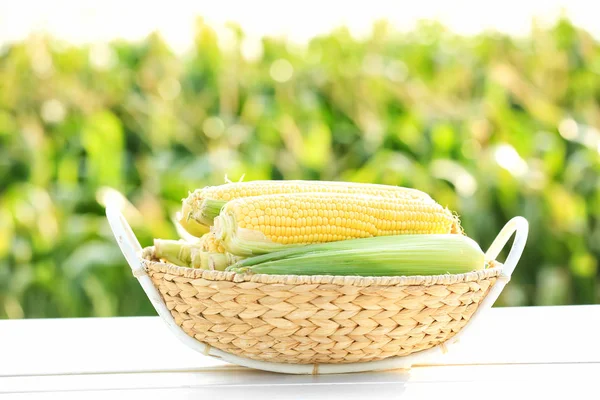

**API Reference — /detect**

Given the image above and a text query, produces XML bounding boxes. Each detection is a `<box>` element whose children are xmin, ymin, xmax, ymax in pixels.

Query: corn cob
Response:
<box><xmin>213</xmin><ymin>192</ymin><xmax>462</xmax><ymax>256</ymax></box>
<box><xmin>179</xmin><ymin>180</ymin><xmax>434</xmax><ymax>234</ymax></box>
<box><xmin>226</xmin><ymin>234</ymin><xmax>485</xmax><ymax>276</ymax></box>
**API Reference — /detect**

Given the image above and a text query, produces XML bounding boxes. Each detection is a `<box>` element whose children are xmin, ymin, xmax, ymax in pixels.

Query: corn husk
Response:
<box><xmin>226</xmin><ymin>234</ymin><xmax>486</xmax><ymax>276</ymax></box>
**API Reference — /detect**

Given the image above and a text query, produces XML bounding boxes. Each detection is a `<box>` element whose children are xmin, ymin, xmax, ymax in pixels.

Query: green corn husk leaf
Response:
<box><xmin>154</xmin><ymin>238</ymin><xmax>243</xmax><ymax>270</ymax></box>
<box><xmin>192</xmin><ymin>249</ymin><xmax>210</xmax><ymax>270</ymax></box>
<box><xmin>200</xmin><ymin>199</ymin><xmax>227</xmax><ymax>225</ymax></box>
<box><xmin>178</xmin><ymin>201</ymin><xmax>215</xmax><ymax>237</ymax></box>
<box><xmin>154</xmin><ymin>239</ymin><xmax>197</xmax><ymax>267</ymax></box>
<box><xmin>208</xmin><ymin>252</ymin><xmax>245</xmax><ymax>271</ymax></box>
<box><xmin>179</xmin><ymin>198</ymin><xmax>226</xmax><ymax>234</ymax></box>
<box><xmin>226</xmin><ymin>234</ymin><xmax>487</xmax><ymax>276</ymax></box>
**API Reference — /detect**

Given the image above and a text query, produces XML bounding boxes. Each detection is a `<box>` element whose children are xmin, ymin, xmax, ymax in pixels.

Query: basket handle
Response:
<box><xmin>484</xmin><ymin>216</ymin><xmax>529</xmax><ymax>278</ymax></box>
<box><xmin>105</xmin><ymin>205</ymin><xmax>145</xmax><ymax>277</ymax></box>
<box><xmin>383</xmin><ymin>216</ymin><xmax>531</xmax><ymax>372</ymax></box>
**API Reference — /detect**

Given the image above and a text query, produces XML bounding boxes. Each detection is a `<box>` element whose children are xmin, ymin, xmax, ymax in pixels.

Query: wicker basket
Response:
<box><xmin>107</xmin><ymin>206</ymin><xmax>528</xmax><ymax>374</ymax></box>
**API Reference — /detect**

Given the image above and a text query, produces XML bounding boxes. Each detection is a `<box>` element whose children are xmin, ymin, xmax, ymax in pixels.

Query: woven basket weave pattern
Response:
<box><xmin>142</xmin><ymin>248</ymin><xmax>500</xmax><ymax>364</ymax></box>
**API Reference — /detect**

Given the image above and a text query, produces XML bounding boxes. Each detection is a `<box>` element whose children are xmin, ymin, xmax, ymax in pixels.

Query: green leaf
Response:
<box><xmin>81</xmin><ymin>110</ymin><xmax>124</xmax><ymax>189</ymax></box>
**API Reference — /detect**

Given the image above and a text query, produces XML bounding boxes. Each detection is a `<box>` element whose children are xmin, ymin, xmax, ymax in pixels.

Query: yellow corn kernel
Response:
<box><xmin>200</xmin><ymin>233</ymin><xmax>226</xmax><ymax>253</ymax></box>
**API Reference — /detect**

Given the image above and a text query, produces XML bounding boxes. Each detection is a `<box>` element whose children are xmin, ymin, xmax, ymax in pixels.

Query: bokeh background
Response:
<box><xmin>2</xmin><ymin>3</ymin><xmax>599</xmax><ymax>319</ymax></box>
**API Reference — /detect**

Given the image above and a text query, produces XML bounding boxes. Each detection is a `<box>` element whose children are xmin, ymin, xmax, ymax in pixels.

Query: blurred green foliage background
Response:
<box><xmin>1</xmin><ymin>17</ymin><xmax>599</xmax><ymax>319</ymax></box>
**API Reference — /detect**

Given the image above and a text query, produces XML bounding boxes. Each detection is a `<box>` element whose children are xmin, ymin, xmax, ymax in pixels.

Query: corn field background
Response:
<box><xmin>1</xmin><ymin>17</ymin><xmax>599</xmax><ymax>319</ymax></box>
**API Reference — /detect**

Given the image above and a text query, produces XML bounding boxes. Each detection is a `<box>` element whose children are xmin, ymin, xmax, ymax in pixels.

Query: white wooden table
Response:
<box><xmin>2</xmin><ymin>305</ymin><xmax>599</xmax><ymax>399</ymax></box>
